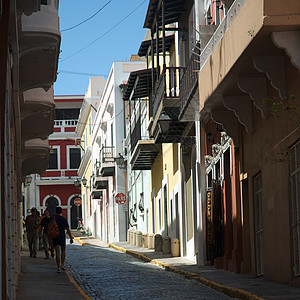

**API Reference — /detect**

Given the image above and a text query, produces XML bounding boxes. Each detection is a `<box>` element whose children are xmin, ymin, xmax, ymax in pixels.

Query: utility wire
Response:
<box><xmin>60</xmin><ymin>0</ymin><xmax>146</xmax><ymax>63</ymax></box>
<box><xmin>61</xmin><ymin>0</ymin><xmax>113</xmax><ymax>32</ymax></box>
<box><xmin>58</xmin><ymin>70</ymin><xmax>108</xmax><ymax>77</ymax></box>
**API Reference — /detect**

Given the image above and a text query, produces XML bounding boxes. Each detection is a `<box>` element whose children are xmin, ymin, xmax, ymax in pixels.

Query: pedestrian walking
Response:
<box><xmin>25</xmin><ymin>207</ymin><xmax>40</xmax><ymax>258</ymax></box>
<box><xmin>37</xmin><ymin>210</ymin><xmax>43</xmax><ymax>250</ymax></box>
<box><xmin>41</xmin><ymin>210</ymin><xmax>54</xmax><ymax>259</ymax></box>
<box><xmin>53</xmin><ymin>206</ymin><xmax>73</xmax><ymax>273</ymax></box>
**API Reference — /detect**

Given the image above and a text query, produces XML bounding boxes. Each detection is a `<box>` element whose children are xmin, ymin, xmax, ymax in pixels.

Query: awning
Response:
<box><xmin>138</xmin><ymin>35</ymin><xmax>175</xmax><ymax>57</ymax></box>
<box><xmin>144</xmin><ymin>0</ymin><xmax>186</xmax><ymax>29</ymax></box>
<box><xmin>123</xmin><ymin>68</ymin><xmax>156</xmax><ymax>101</ymax></box>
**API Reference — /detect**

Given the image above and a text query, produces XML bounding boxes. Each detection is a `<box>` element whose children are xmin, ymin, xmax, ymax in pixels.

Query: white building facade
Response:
<box><xmin>88</xmin><ymin>60</ymin><xmax>146</xmax><ymax>243</ymax></box>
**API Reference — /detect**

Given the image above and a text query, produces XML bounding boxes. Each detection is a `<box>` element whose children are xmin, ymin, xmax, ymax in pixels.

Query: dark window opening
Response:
<box><xmin>55</xmin><ymin>109</ymin><xmax>80</xmax><ymax>120</ymax></box>
<box><xmin>70</xmin><ymin>148</ymin><xmax>81</xmax><ymax>169</ymax></box>
<box><xmin>48</xmin><ymin>149</ymin><xmax>58</xmax><ymax>169</ymax></box>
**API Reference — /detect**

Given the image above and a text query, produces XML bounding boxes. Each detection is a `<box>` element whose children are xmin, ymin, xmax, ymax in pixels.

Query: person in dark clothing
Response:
<box><xmin>40</xmin><ymin>210</ymin><xmax>54</xmax><ymax>259</ymax></box>
<box><xmin>53</xmin><ymin>206</ymin><xmax>73</xmax><ymax>273</ymax></box>
<box><xmin>25</xmin><ymin>207</ymin><xmax>40</xmax><ymax>258</ymax></box>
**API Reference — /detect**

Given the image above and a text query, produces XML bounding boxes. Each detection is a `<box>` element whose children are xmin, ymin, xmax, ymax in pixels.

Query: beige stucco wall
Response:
<box><xmin>151</xmin><ymin>144</ymin><xmax>179</xmax><ymax>234</ymax></box>
<box><xmin>242</xmin><ymin>59</ymin><xmax>300</xmax><ymax>284</ymax></box>
<box><xmin>199</xmin><ymin>0</ymin><xmax>264</xmax><ymax>111</ymax></box>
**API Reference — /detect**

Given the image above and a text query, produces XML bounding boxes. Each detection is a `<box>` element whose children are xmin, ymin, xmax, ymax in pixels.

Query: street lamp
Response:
<box><xmin>25</xmin><ymin>175</ymin><xmax>32</xmax><ymax>186</ymax></box>
<box><xmin>157</xmin><ymin>111</ymin><xmax>171</xmax><ymax>135</ymax></box>
<box><xmin>114</xmin><ymin>153</ymin><xmax>127</xmax><ymax>170</ymax></box>
<box><xmin>81</xmin><ymin>177</ymin><xmax>88</xmax><ymax>187</ymax></box>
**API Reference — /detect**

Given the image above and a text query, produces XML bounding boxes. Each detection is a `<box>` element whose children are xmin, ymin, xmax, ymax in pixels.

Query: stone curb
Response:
<box><xmin>108</xmin><ymin>243</ymin><xmax>265</xmax><ymax>300</ymax></box>
<box><xmin>65</xmin><ymin>269</ymin><xmax>91</xmax><ymax>300</ymax></box>
<box><xmin>72</xmin><ymin>235</ymin><xmax>86</xmax><ymax>246</ymax></box>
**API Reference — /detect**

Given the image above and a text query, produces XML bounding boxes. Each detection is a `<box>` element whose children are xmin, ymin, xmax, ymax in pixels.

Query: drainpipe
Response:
<box><xmin>0</xmin><ymin>0</ymin><xmax>10</xmax><ymax>297</ymax></box>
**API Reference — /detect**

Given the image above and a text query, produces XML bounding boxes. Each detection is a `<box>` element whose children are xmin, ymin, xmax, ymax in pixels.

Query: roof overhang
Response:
<box><xmin>144</xmin><ymin>0</ymin><xmax>186</xmax><ymax>30</ymax></box>
<box><xmin>123</xmin><ymin>68</ymin><xmax>156</xmax><ymax>101</ymax></box>
<box><xmin>138</xmin><ymin>34</ymin><xmax>175</xmax><ymax>56</ymax></box>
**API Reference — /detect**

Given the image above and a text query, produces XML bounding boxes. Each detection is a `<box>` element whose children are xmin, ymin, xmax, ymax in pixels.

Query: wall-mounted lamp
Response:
<box><xmin>138</xmin><ymin>192</ymin><xmax>144</xmax><ymax>213</ymax></box>
<box><xmin>114</xmin><ymin>153</ymin><xmax>127</xmax><ymax>170</ymax></box>
<box><xmin>157</xmin><ymin>111</ymin><xmax>171</xmax><ymax>135</ymax></box>
<box><xmin>25</xmin><ymin>175</ymin><xmax>32</xmax><ymax>187</ymax></box>
<box><xmin>81</xmin><ymin>177</ymin><xmax>89</xmax><ymax>188</ymax></box>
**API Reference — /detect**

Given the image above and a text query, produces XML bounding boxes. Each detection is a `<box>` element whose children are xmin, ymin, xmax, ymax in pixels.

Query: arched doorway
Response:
<box><xmin>46</xmin><ymin>197</ymin><xmax>59</xmax><ymax>217</ymax></box>
<box><xmin>70</xmin><ymin>197</ymin><xmax>82</xmax><ymax>229</ymax></box>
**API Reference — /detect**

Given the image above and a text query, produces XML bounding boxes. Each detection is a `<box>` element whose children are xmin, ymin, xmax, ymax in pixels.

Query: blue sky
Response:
<box><xmin>54</xmin><ymin>0</ymin><xmax>149</xmax><ymax>96</ymax></box>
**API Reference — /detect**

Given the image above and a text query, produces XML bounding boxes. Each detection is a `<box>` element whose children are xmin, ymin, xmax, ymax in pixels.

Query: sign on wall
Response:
<box><xmin>206</xmin><ymin>189</ymin><xmax>214</xmax><ymax>244</ymax></box>
<box><xmin>115</xmin><ymin>193</ymin><xmax>126</xmax><ymax>205</ymax></box>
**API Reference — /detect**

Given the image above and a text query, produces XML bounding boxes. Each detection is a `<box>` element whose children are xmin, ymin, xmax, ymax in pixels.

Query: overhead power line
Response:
<box><xmin>61</xmin><ymin>0</ymin><xmax>113</xmax><ymax>32</ymax></box>
<box><xmin>60</xmin><ymin>0</ymin><xmax>146</xmax><ymax>63</ymax></box>
<box><xmin>58</xmin><ymin>70</ymin><xmax>108</xmax><ymax>77</ymax></box>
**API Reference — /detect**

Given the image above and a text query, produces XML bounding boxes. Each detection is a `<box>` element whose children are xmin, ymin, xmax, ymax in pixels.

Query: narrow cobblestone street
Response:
<box><xmin>65</xmin><ymin>244</ymin><xmax>234</xmax><ymax>300</ymax></box>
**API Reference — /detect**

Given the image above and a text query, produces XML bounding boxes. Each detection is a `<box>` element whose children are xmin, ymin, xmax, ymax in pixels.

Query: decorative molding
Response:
<box><xmin>237</xmin><ymin>77</ymin><xmax>268</xmax><ymax>119</ymax></box>
<box><xmin>205</xmin><ymin>155</ymin><xmax>213</xmax><ymax>168</ymax></box>
<box><xmin>211</xmin><ymin>110</ymin><xmax>239</xmax><ymax>147</ymax></box>
<box><xmin>212</xmin><ymin>143</ymin><xmax>222</xmax><ymax>158</ymax></box>
<box><xmin>272</xmin><ymin>31</ymin><xmax>300</xmax><ymax>71</ymax></box>
<box><xmin>223</xmin><ymin>95</ymin><xmax>253</xmax><ymax>134</ymax></box>
<box><xmin>220</xmin><ymin>131</ymin><xmax>230</xmax><ymax>146</ymax></box>
<box><xmin>253</xmin><ymin>56</ymin><xmax>286</xmax><ymax>99</ymax></box>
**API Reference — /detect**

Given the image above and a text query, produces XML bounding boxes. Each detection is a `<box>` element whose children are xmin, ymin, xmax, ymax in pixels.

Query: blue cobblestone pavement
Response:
<box><xmin>65</xmin><ymin>244</ymin><xmax>235</xmax><ymax>300</ymax></box>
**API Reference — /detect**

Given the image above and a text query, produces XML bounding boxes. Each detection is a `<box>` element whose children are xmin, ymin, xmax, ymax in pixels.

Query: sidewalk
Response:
<box><xmin>16</xmin><ymin>240</ymin><xmax>87</xmax><ymax>300</ymax></box>
<box><xmin>78</xmin><ymin>235</ymin><xmax>300</xmax><ymax>300</ymax></box>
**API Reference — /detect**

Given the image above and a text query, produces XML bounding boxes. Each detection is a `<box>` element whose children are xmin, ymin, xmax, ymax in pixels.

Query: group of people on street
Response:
<box><xmin>25</xmin><ymin>206</ymin><xmax>74</xmax><ymax>272</ymax></box>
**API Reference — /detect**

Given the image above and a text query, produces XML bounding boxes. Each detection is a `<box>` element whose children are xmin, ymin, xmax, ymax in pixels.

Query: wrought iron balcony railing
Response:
<box><xmin>99</xmin><ymin>146</ymin><xmax>115</xmax><ymax>165</ymax></box>
<box><xmin>151</xmin><ymin>66</ymin><xmax>185</xmax><ymax>118</ymax></box>
<box><xmin>179</xmin><ymin>51</ymin><xmax>200</xmax><ymax>115</ymax></box>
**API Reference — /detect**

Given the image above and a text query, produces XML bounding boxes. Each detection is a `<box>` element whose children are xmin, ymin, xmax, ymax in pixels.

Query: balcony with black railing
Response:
<box><xmin>179</xmin><ymin>50</ymin><xmax>200</xmax><ymax>121</ymax></box>
<box><xmin>149</xmin><ymin>66</ymin><xmax>187</xmax><ymax>143</ymax></box>
<box><xmin>98</xmin><ymin>146</ymin><xmax>115</xmax><ymax>177</ymax></box>
<box><xmin>151</xmin><ymin>66</ymin><xmax>185</xmax><ymax>119</ymax></box>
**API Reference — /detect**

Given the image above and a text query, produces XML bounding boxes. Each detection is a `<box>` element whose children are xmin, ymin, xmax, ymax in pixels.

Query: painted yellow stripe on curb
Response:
<box><xmin>108</xmin><ymin>244</ymin><xmax>265</xmax><ymax>300</ymax></box>
<box><xmin>66</xmin><ymin>269</ymin><xmax>91</xmax><ymax>300</ymax></box>
<box><xmin>72</xmin><ymin>235</ymin><xmax>86</xmax><ymax>246</ymax></box>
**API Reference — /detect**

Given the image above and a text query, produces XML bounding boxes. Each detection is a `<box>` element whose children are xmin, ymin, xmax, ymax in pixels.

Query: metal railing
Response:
<box><xmin>179</xmin><ymin>49</ymin><xmax>200</xmax><ymax>114</ymax></box>
<box><xmin>99</xmin><ymin>146</ymin><xmax>115</xmax><ymax>165</ymax></box>
<box><xmin>54</xmin><ymin>120</ymin><xmax>78</xmax><ymax>127</ymax></box>
<box><xmin>151</xmin><ymin>66</ymin><xmax>185</xmax><ymax>118</ymax></box>
<box><xmin>130</xmin><ymin>117</ymin><xmax>141</xmax><ymax>153</ymax></box>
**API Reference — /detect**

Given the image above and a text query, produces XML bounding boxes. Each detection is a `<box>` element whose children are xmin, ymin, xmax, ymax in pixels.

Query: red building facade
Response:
<box><xmin>35</xmin><ymin>95</ymin><xmax>83</xmax><ymax>229</ymax></box>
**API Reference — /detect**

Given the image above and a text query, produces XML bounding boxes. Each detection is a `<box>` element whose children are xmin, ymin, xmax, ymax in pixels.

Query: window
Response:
<box><xmin>48</xmin><ymin>148</ymin><xmax>58</xmax><ymax>169</ymax></box>
<box><xmin>55</xmin><ymin>108</ymin><xmax>80</xmax><ymax>120</ymax></box>
<box><xmin>291</xmin><ymin>141</ymin><xmax>300</xmax><ymax>276</ymax></box>
<box><xmin>69</xmin><ymin>148</ymin><xmax>81</xmax><ymax>169</ymax></box>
